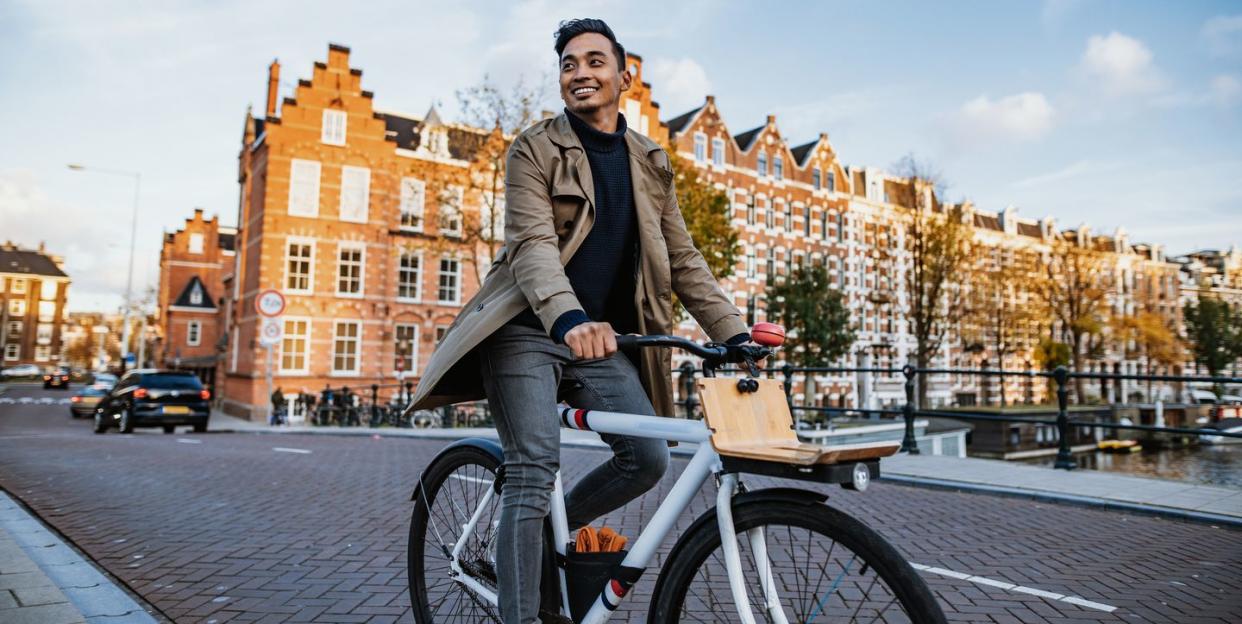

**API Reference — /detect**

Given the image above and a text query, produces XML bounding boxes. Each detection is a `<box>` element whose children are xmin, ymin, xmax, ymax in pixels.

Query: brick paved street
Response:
<box><xmin>1</xmin><ymin>384</ymin><xmax>1240</xmax><ymax>623</ymax></box>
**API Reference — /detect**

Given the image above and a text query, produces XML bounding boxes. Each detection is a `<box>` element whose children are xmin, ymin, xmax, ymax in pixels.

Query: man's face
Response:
<box><xmin>559</xmin><ymin>32</ymin><xmax>631</xmax><ymax>115</ymax></box>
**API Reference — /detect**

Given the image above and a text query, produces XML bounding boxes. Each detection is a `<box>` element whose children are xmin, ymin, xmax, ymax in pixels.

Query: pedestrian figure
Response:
<box><xmin>270</xmin><ymin>387</ymin><xmax>286</xmax><ymax>426</ymax></box>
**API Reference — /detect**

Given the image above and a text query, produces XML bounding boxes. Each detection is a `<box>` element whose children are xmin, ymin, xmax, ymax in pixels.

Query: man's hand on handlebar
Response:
<box><xmin>565</xmin><ymin>322</ymin><xmax>618</xmax><ymax>360</ymax></box>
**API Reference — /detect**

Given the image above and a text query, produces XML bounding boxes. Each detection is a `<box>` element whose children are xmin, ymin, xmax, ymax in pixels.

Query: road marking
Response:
<box><xmin>910</xmin><ymin>563</ymin><xmax>1117</xmax><ymax>613</ymax></box>
<box><xmin>272</xmin><ymin>447</ymin><xmax>311</xmax><ymax>454</ymax></box>
<box><xmin>177</xmin><ymin>439</ymin><xmax>202</xmax><ymax>445</ymax></box>
<box><xmin>449</xmin><ymin>474</ymin><xmax>493</xmax><ymax>486</ymax></box>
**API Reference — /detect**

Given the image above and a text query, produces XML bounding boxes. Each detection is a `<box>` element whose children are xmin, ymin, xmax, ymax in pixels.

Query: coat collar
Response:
<box><xmin>546</xmin><ymin>111</ymin><xmax>663</xmax><ymax>159</ymax></box>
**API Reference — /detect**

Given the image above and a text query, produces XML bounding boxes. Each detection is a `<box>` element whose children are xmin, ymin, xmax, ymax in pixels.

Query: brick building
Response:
<box><xmin>156</xmin><ymin>209</ymin><xmax>236</xmax><ymax>389</ymax></box>
<box><xmin>0</xmin><ymin>242</ymin><xmax>71</xmax><ymax>368</ymax></box>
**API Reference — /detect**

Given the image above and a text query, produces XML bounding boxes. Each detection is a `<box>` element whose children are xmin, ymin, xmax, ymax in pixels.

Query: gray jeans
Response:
<box><xmin>479</xmin><ymin>323</ymin><xmax>670</xmax><ymax>624</ymax></box>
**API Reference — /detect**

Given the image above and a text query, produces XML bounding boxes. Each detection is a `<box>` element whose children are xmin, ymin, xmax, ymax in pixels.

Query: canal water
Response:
<box><xmin>1020</xmin><ymin>444</ymin><xmax>1242</xmax><ymax>488</ymax></box>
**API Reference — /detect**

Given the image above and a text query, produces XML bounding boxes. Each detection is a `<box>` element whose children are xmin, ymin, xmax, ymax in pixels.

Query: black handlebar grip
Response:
<box><xmin>615</xmin><ymin>334</ymin><xmax>639</xmax><ymax>352</ymax></box>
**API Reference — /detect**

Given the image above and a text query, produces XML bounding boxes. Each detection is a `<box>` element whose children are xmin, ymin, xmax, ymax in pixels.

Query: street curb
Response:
<box><xmin>0</xmin><ymin>490</ymin><xmax>163</xmax><ymax>623</ymax></box>
<box><xmin>879</xmin><ymin>473</ymin><xmax>1242</xmax><ymax>529</ymax></box>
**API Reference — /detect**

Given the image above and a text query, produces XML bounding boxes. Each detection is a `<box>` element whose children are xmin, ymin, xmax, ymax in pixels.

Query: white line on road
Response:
<box><xmin>910</xmin><ymin>562</ymin><xmax>1117</xmax><ymax>613</ymax></box>
<box><xmin>177</xmin><ymin>438</ymin><xmax>202</xmax><ymax>444</ymax></box>
<box><xmin>272</xmin><ymin>447</ymin><xmax>312</xmax><ymax>454</ymax></box>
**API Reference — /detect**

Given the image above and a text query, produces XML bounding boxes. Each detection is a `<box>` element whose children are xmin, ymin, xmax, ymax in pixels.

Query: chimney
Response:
<box><xmin>266</xmin><ymin>59</ymin><xmax>281</xmax><ymax>118</ymax></box>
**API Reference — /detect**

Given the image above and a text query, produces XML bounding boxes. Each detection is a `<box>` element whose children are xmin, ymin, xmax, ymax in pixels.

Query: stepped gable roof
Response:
<box><xmin>664</xmin><ymin>105</ymin><xmax>703</xmax><ymax>135</ymax></box>
<box><xmin>171</xmin><ymin>276</ymin><xmax>215</xmax><ymax>309</ymax></box>
<box><xmin>733</xmin><ymin>125</ymin><xmax>764</xmax><ymax>152</ymax></box>
<box><xmin>0</xmin><ymin>246</ymin><xmax>67</xmax><ymax>278</ymax></box>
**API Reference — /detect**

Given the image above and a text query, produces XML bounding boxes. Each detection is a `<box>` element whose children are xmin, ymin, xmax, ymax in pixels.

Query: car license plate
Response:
<box><xmin>163</xmin><ymin>406</ymin><xmax>190</xmax><ymax>414</ymax></box>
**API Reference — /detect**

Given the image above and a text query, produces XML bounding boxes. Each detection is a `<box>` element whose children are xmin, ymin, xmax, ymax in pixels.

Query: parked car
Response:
<box><xmin>43</xmin><ymin>367</ymin><xmax>71</xmax><ymax>389</ymax></box>
<box><xmin>69</xmin><ymin>385</ymin><xmax>110</xmax><ymax>418</ymax></box>
<box><xmin>91</xmin><ymin>372</ymin><xmax>118</xmax><ymax>388</ymax></box>
<box><xmin>94</xmin><ymin>370</ymin><xmax>210</xmax><ymax>434</ymax></box>
<box><xmin>1</xmin><ymin>364</ymin><xmax>41</xmax><ymax>379</ymax></box>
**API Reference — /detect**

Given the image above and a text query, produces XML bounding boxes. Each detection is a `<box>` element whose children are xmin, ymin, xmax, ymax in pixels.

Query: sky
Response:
<box><xmin>1</xmin><ymin>0</ymin><xmax>1239</xmax><ymax>313</ymax></box>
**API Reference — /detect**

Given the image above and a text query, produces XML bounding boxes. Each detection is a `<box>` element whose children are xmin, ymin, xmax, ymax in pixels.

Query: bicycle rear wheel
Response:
<box><xmin>649</xmin><ymin>499</ymin><xmax>945</xmax><ymax>623</ymax></box>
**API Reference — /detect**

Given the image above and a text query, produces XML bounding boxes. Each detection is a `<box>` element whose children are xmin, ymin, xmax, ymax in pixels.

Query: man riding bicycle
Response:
<box><xmin>410</xmin><ymin>18</ymin><xmax>753</xmax><ymax>623</ymax></box>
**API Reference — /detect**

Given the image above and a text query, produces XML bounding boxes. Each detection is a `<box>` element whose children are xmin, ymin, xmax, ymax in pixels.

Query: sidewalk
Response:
<box><xmin>0</xmin><ymin>492</ymin><xmax>158</xmax><ymax>623</ymax></box>
<box><xmin>209</xmin><ymin>410</ymin><xmax>1242</xmax><ymax>526</ymax></box>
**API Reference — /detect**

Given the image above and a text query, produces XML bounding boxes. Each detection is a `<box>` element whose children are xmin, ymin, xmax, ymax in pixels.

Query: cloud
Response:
<box><xmin>1202</xmin><ymin>14</ymin><xmax>1242</xmax><ymax>57</ymax></box>
<box><xmin>1012</xmin><ymin>160</ymin><xmax>1125</xmax><ymax>188</ymax></box>
<box><xmin>1211</xmin><ymin>74</ymin><xmax>1242</xmax><ymax>106</ymax></box>
<box><xmin>950</xmin><ymin>92</ymin><xmax>1055</xmax><ymax>145</ymax></box>
<box><xmin>646</xmin><ymin>57</ymin><xmax>712</xmax><ymax>114</ymax></box>
<box><xmin>1078</xmin><ymin>32</ymin><xmax>1165</xmax><ymax>96</ymax></box>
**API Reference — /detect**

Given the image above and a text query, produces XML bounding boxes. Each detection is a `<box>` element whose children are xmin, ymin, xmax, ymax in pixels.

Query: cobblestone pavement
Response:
<box><xmin>1</xmin><ymin>384</ymin><xmax>1239</xmax><ymax>623</ymax></box>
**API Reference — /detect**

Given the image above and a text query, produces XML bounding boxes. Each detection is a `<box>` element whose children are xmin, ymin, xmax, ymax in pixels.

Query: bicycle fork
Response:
<box><xmin>717</xmin><ymin>473</ymin><xmax>791</xmax><ymax>624</ymax></box>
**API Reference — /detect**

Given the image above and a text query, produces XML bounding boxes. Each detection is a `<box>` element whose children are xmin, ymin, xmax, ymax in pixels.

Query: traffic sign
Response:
<box><xmin>258</xmin><ymin>316</ymin><xmax>284</xmax><ymax>346</ymax></box>
<box><xmin>255</xmin><ymin>289</ymin><xmax>286</xmax><ymax>317</ymax></box>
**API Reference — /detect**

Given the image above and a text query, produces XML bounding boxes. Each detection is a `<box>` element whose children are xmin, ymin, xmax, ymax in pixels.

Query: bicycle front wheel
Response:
<box><xmin>649</xmin><ymin>499</ymin><xmax>945</xmax><ymax>623</ymax></box>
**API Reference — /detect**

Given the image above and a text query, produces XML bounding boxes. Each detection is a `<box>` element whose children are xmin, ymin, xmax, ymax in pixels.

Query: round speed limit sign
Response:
<box><xmin>255</xmin><ymin>289</ymin><xmax>286</xmax><ymax>317</ymax></box>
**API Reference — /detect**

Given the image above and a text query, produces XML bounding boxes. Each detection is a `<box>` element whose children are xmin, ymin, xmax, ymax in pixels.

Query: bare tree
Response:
<box><xmin>895</xmin><ymin>155</ymin><xmax>976</xmax><ymax>407</ymax></box>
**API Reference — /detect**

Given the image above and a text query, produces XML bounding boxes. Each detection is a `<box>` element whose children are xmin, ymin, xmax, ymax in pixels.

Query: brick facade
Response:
<box><xmin>0</xmin><ymin>243</ymin><xmax>70</xmax><ymax>369</ymax></box>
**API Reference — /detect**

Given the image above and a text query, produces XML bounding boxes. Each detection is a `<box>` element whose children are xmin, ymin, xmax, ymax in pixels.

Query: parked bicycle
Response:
<box><xmin>407</xmin><ymin>325</ymin><xmax>945</xmax><ymax>623</ymax></box>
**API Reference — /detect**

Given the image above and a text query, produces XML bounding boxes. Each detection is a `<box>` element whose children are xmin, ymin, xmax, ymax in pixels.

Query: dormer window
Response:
<box><xmin>322</xmin><ymin>109</ymin><xmax>347</xmax><ymax>146</ymax></box>
<box><xmin>189</xmin><ymin>284</ymin><xmax>203</xmax><ymax>306</ymax></box>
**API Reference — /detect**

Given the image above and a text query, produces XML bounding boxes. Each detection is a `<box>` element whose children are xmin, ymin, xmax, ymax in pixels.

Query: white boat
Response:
<box><xmin>1199</xmin><ymin>418</ymin><xmax>1242</xmax><ymax>445</ymax></box>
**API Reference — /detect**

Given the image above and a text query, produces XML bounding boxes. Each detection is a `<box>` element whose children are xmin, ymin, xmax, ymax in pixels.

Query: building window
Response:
<box><xmin>831</xmin><ymin>257</ymin><xmax>844</xmax><ymax>288</ymax></box>
<box><xmin>6</xmin><ymin>321</ymin><xmax>20</xmax><ymax>336</ymax></box>
<box><xmin>438</xmin><ymin>257</ymin><xmax>460</xmax><ymax>304</ymax></box>
<box><xmin>288</xmin><ymin>159</ymin><xmax>321</xmax><ymax>217</ymax></box>
<box><xmin>37</xmin><ymin>301</ymin><xmax>54</xmax><ymax>323</ymax></box>
<box><xmin>774</xmin><ymin>155</ymin><xmax>783</xmax><ymax>180</ymax></box>
<box><xmin>804</xmin><ymin>208</ymin><xmax>812</xmax><ymax>237</ymax></box>
<box><xmin>745</xmin><ymin>196</ymin><xmax>756</xmax><ymax>226</ymax></box>
<box><xmin>321</xmin><ymin>109</ymin><xmax>347</xmax><ymax>146</ymax></box>
<box><xmin>480</xmin><ymin>193</ymin><xmax>505</xmax><ymax>242</ymax></box>
<box><xmin>9</xmin><ymin>278</ymin><xmax>27</xmax><ymax>294</ymax></box>
<box><xmin>9</xmin><ymin>299</ymin><xmax>26</xmax><ymax>317</ymax></box>
<box><xmin>332</xmin><ymin>321</ymin><xmax>360</xmax><ymax>374</ymax></box>
<box><xmin>3</xmin><ymin>344</ymin><xmax>18</xmax><ymax>361</ymax></box>
<box><xmin>399</xmin><ymin>177</ymin><xmax>426</xmax><ymax>231</ymax></box>
<box><xmin>765</xmin><ymin>248</ymin><xmax>775</xmax><ymax>280</ymax></box>
<box><xmin>285</xmin><ymin>241</ymin><xmax>313</xmax><ymax>293</ymax></box>
<box><xmin>812</xmin><ymin>168</ymin><xmax>821</xmax><ymax>190</ymax></box>
<box><xmin>395</xmin><ymin>323</ymin><xmax>418</xmax><ymax>373</ymax></box>
<box><xmin>339</xmin><ymin>165</ymin><xmax>370</xmax><ymax>223</ymax></box>
<box><xmin>40</xmin><ymin>280</ymin><xmax>56</xmax><ymax>301</ymax></box>
<box><xmin>822</xmin><ymin>212</ymin><xmax>831</xmax><ymax>241</ymax></box>
<box><xmin>439</xmin><ymin>186</ymin><xmax>463</xmax><ymax>236</ymax></box>
<box><xmin>36</xmin><ymin>324</ymin><xmax>52</xmax><ymax>345</ymax></box>
<box><xmin>188</xmin><ymin>233</ymin><xmax>204</xmax><ymax>254</ymax></box>
<box><xmin>827</xmin><ymin>170</ymin><xmax>836</xmax><ymax>192</ymax></box>
<box><xmin>693</xmin><ymin>133</ymin><xmax>706</xmax><ymax>162</ymax></box>
<box><xmin>837</xmin><ymin>213</ymin><xmax>845</xmax><ymax>242</ymax></box>
<box><xmin>783</xmin><ymin>201</ymin><xmax>793</xmax><ymax>232</ymax></box>
<box><xmin>280</xmin><ymin>318</ymin><xmax>310</xmax><ymax>373</ymax></box>
<box><xmin>398</xmin><ymin>252</ymin><xmax>422</xmax><ymax>301</ymax></box>
<box><xmin>757</xmin><ymin>152</ymin><xmax>767</xmax><ymax>177</ymax></box>
<box><xmin>435</xmin><ymin>325</ymin><xmax>449</xmax><ymax>345</ymax></box>
<box><xmin>746</xmin><ymin>295</ymin><xmax>757</xmax><ymax>326</ymax></box>
<box><xmin>336</xmin><ymin>244</ymin><xmax>364</xmax><ymax>297</ymax></box>
<box><xmin>34</xmin><ymin>345</ymin><xmax>50</xmax><ymax>362</ymax></box>
<box><xmin>187</xmin><ymin>321</ymin><xmax>201</xmax><ymax>346</ymax></box>
<box><xmin>746</xmin><ymin>248</ymin><xmax>756</xmax><ymax>278</ymax></box>
<box><xmin>763</xmin><ymin>198</ymin><xmax>774</xmax><ymax>229</ymax></box>
<box><xmin>711</xmin><ymin>138</ymin><xmax>724</xmax><ymax>166</ymax></box>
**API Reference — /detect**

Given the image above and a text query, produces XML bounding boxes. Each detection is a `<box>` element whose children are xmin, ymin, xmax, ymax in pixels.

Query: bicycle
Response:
<box><xmin>407</xmin><ymin>325</ymin><xmax>946</xmax><ymax>623</ymax></box>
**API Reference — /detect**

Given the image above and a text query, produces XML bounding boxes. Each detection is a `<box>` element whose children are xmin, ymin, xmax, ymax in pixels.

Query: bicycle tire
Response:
<box><xmin>648</xmin><ymin>499</ymin><xmax>945</xmax><ymax>623</ymax></box>
<box><xmin>407</xmin><ymin>445</ymin><xmax>562</xmax><ymax>623</ymax></box>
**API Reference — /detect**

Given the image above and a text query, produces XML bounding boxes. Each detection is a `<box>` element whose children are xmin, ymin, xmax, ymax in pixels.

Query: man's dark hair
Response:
<box><xmin>554</xmin><ymin>18</ymin><xmax>626</xmax><ymax>71</ymax></box>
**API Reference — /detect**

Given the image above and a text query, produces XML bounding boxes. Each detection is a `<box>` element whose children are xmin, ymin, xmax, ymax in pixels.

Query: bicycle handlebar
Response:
<box><xmin>614</xmin><ymin>333</ymin><xmax>774</xmax><ymax>376</ymax></box>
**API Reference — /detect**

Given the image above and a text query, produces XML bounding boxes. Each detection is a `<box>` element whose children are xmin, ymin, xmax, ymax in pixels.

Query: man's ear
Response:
<box><xmin>619</xmin><ymin>69</ymin><xmax>633</xmax><ymax>93</ymax></box>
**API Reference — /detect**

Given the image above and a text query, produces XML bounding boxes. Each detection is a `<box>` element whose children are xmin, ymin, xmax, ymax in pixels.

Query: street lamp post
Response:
<box><xmin>68</xmin><ymin>164</ymin><xmax>141</xmax><ymax>370</ymax></box>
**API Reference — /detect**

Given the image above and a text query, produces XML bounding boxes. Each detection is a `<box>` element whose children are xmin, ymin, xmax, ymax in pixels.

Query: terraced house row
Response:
<box><xmin>156</xmin><ymin>44</ymin><xmax>1241</xmax><ymax>420</ymax></box>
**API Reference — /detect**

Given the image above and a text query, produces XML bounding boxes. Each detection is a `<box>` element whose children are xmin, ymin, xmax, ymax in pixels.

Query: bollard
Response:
<box><xmin>899</xmin><ymin>364</ymin><xmax>920</xmax><ymax>454</ymax></box>
<box><xmin>370</xmin><ymin>384</ymin><xmax>379</xmax><ymax>427</ymax></box>
<box><xmin>1053</xmin><ymin>366</ymin><xmax>1076</xmax><ymax>470</ymax></box>
<box><xmin>678</xmin><ymin>361</ymin><xmax>698</xmax><ymax>419</ymax></box>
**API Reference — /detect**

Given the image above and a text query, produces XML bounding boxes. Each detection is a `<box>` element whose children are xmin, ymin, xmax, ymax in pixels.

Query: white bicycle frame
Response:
<box><xmin>443</xmin><ymin>407</ymin><xmax>790</xmax><ymax>624</ymax></box>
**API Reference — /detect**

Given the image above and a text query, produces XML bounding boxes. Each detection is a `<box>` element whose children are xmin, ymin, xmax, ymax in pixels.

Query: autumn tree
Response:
<box><xmin>895</xmin><ymin>154</ymin><xmax>976</xmax><ymax>407</ymax></box>
<box><xmin>964</xmin><ymin>248</ymin><xmax>1038</xmax><ymax>405</ymax></box>
<box><xmin>1033</xmin><ymin>235</ymin><xmax>1109</xmax><ymax>401</ymax></box>
<box><xmin>766</xmin><ymin>264</ymin><xmax>856</xmax><ymax>409</ymax></box>
<box><xmin>1183</xmin><ymin>297</ymin><xmax>1242</xmax><ymax>386</ymax></box>
<box><xmin>669</xmin><ymin>150</ymin><xmax>741</xmax><ymax>319</ymax></box>
<box><xmin>1110</xmin><ymin>310</ymin><xmax>1184</xmax><ymax>399</ymax></box>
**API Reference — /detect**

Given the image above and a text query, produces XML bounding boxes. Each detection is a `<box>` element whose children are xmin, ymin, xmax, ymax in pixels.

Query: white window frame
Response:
<box><xmin>6</xmin><ymin>321</ymin><xmax>20</xmax><ymax>336</ymax></box>
<box><xmin>37</xmin><ymin>301</ymin><xmax>54</xmax><ymax>323</ymax></box>
<box><xmin>33</xmin><ymin>345</ymin><xmax>50</xmax><ymax>362</ymax></box>
<box><xmin>284</xmin><ymin>238</ymin><xmax>315</xmax><ymax>295</ymax></box>
<box><xmin>187</xmin><ymin>320</ymin><xmax>202</xmax><ymax>346</ymax></box>
<box><xmin>439</xmin><ymin>186</ymin><xmax>464</xmax><ymax>237</ymax></box>
<box><xmin>711</xmin><ymin>138</ymin><xmax>725</xmax><ymax>166</ymax></box>
<box><xmin>8</xmin><ymin>299</ymin><xmax>26</xmax><ymax>317</ymax></box>
<box><xmin>288</xmin><ymin>158</ymin><xmax>322</xmax><ymax>217</ymax></box>
<box><xmin>9</xmin><ymin>278</ymin><xmax>27</xmax><ymax>294</ymax></box>
<box><xmin>188</xmin><ymin>233</ymin><xmax>204</xmax><ymax>254</ymax></box>
<box><xmin>335</xmin><ymin>243</ymin><xmax>365</xmax><ymax>298</ymax></box>
<box><xmin>827</xmin><ymin>169</ymin><xmax>836</xmax><ymax>192</ymax></box>
<box><xmin>693</xmin><ymin>133</ymin><xmax>707</xmax><ymax>162</ymax></box>
<box><xmin>774</xmin><ymin>155</ymin><xmax>783</xmax><ymax>180</ymax></box>
<box><xmin>331</xmin><ymin>320</ymin><xmax>362</xmax><ymax>376</ymax></box>
<box><xmin>397</xmin><ymin>250</ymin><xmax>423</xmax><ymax>302</ymax></box>
<box><xmin>812</xmin><ymin>168</ymin><xmax>821</xmax><ymax>190</ymax></box>
<box><xmin>278</xmin><ymin>317</ymin><xmax>311</xmax><ymax>375</ymax></box>
<box><xmin>399</xmin><ymin>177</ymin><xmax>426</xmax><ymax>232</ymax></box>
<box><xmin>757</xmin><ymin>152</ymin><xmax>768</xmax><ymax>177</ymax></box>
<box><xmin>4</xmin><ymin>344</ymin><xmax>18</xmax><ymax>361</ymax></box>
<box><xmin>322</xmin><ymin>109</ymin><xmax>347</xmax><ymax>146</ymax></box>
<box><xmin>339</xmin><ymin>165</ymin><xmax>370</xmax><ymax>223</ymax></box>
<box><xmin>437</xmin><ymin>256</ymin><xmax>461</xmax><ymax>305</ymax></box>
<box><xmin>36</xmin><ymin>323</ymin><xmax>52</xmax><ymax>345</ymax></box>
<box><xmin>394</xmin><ymin>323</ymin><xmax>419</xmax><ymax>374</ymax></box>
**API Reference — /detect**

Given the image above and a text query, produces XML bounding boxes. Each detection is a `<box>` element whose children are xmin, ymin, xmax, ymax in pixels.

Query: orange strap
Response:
<box><xmin>575</xmin><ymin>526</ymin><xmax>627</xmax><ymax>553</ymax></box>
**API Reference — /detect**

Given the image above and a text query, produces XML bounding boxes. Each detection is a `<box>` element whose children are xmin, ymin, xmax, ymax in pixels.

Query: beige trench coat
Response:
<box><xmin>409</xmin><ymin>113</ymin><xmax>748</xmax><ymax>417</ymax></box>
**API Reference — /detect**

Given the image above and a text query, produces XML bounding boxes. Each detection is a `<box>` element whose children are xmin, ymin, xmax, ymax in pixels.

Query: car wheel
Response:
<box><xmin>93</xmin><ymin>412</ymin><xmax>107</xmax><ymax>434</ymax></box>
<box><xmin>119</xmin><ymin>409</ymin><xmax>134</xmax><ymax>434</ymax></box>
<box><xmin>193</xmin><ymin>421</ymin><xmax>208</xmax><ymax>433</ymax></box>
<box><xmin>163</xmin><ymin>425</ymin><xmax>176</xmax><ymax>434</ymax></box>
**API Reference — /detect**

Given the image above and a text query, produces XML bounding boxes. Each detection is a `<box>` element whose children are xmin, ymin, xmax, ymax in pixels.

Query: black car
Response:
<box><xmin>43</xmin><ymin>367</ymin><xmax>71</xmax><ymax>389</ymax></box>
<box><xmin>94</xmin><ymin>370</ymin><xmax>210</xmax><ymax>434</ymax></box>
